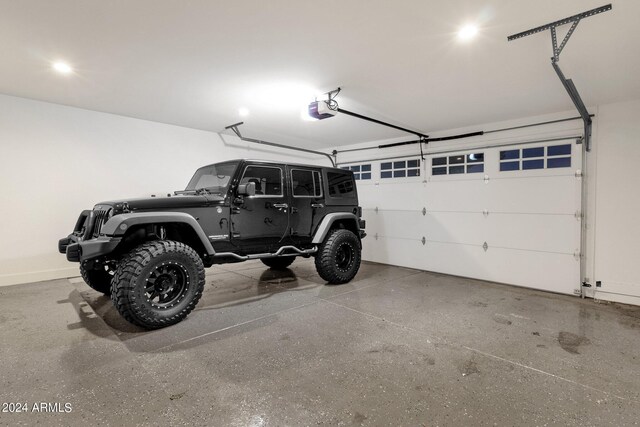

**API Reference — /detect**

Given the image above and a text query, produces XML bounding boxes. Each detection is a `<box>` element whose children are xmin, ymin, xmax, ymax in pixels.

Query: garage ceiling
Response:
<box><xmin>1</xmin><ymin>0</ymin><xmax>638</xmax><ymax>148</ymax></box>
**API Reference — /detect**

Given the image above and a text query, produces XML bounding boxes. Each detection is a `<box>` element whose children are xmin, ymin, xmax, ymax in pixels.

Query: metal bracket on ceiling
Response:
<box><xmin>507</xmin><ymin>4</ymin><xmax>612</xmax><ymax>153</ymax></box>
<box><xmin>319</xmin><ymin>87</ymin><xmax>429</xmax><ymax>140</ymax></box>
<box><xmin>224</xmin><ymin>122</ymin><xmax>336</xmax><ymax>167</ymax></box>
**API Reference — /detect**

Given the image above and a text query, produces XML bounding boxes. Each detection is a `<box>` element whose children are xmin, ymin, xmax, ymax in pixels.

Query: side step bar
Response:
<box><xmin>214</xmin><ymin>245</ymin><xmax>318</xmax><ymax>261</ymax></box>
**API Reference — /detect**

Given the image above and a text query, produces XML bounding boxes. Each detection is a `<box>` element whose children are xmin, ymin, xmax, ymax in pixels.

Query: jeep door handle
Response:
<box><xmin>272</xmin><ymin>203</ymin><xmax>288</xmax><ymax>210</ymax></box>
<box><xmin>311</xmin><ymin>203</ymin><xmax>324</xmax><ymax>208</ymax></box>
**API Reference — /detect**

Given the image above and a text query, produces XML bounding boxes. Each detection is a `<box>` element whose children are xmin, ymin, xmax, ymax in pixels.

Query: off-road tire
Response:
<box><xmin>80</xmin><ymin>261</ymin><xmax>113</xmax><ymax>295</ymax></box>
<box><xmin>261</xmin><ymin>257</ymin><xmax>295</xmax><ymax>270</ymax></box>
<box><xmin>315</xmin><ymin>229</ymin><xmax>361</xmax><ymax>284</ymax></box>
<box><xmin>110</xmin><ymin>240</ymin><xmax>205</xmax><ymax>329</ymax></box>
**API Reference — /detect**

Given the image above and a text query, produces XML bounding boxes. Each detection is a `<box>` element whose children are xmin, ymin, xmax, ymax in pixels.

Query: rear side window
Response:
<box><xmin>327</xmin><ymin>171</ymin><xmax>355</xmax><ymax>198</ymax></box>
<box><xmin>291</xmin><ymin>169</ymin><xmax>322</xmax><ymax>197</ymax></box>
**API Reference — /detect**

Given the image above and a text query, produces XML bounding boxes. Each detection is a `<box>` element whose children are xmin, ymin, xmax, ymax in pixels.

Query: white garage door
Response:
<box><xmin>346</xmin><ymin>138</ymin><xmax>583</xmax><ymax>295</ymax></box>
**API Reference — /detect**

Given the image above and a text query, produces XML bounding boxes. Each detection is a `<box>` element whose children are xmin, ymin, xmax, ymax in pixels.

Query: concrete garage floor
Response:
<box><xmin>1</xmin><ymin>260</ymin><xmax>639</xmax><ymax>426</ymax></box>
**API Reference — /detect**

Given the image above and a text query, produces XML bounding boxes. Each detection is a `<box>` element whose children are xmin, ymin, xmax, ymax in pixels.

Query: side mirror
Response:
<box><xmin>237</xmin><ymin>182</ymin><xmax>256</xmax><ymax>197</ymax></box>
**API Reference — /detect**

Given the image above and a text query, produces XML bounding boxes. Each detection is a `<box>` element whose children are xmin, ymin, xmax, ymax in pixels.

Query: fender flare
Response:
<box><xmin>101</xmin><ymin>212</ymin><xmax>215</xmax><ymax>255</ymax></box>
<box><xmin>311</xmin><ymin>213</ymin><xmax>360</xmax><ymax>244</ymax></box>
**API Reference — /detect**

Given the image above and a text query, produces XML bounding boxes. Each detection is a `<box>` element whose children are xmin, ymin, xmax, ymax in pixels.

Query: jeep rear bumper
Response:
<box><xmin>58</xmin><ymin>235</ymin><xmax>121</xmax><ymax>262</ymax></box>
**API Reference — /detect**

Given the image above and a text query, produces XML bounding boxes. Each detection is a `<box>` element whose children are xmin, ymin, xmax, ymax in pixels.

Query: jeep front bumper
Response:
<box><xmin>58</xmin><ymin>235</ymin><xmax>121</xmax><ymax>262</ymax></box>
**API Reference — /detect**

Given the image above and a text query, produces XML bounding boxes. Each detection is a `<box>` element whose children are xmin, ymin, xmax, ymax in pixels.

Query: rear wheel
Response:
<box><xmin>261</xmin><ymin>257</ymin><xmax>295</xmax><ymax>270</ymax></box>
<box><xmin>315</xmin><ymin>229</ymin><xmax>361</xmax><ymax>284</ymax></box>
<box><xmin>110</xmin><ymin>240</ymin><xmax>205</xmax><ymax>329</ymax></box>
<box><xmin>80</xmin><ymin>261</ymin><xmax>113</xmax><ymax>295</ymax></box>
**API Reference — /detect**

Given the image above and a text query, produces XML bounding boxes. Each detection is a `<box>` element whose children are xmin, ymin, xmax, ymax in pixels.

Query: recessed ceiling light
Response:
<box><xmin>457</xmin><ymin>24</ymin><xmax>479</xmax><ymax>41</ymax></box>
<box><xmin>249</xmin><ymin>82</ymin><xmax>319</xmax><ymax>111</ymax></box>
<box><xmin>52</xmin><ymin>61</ymin><xmax>73</xmax><ymax>74</ymax></box>
<box><xmin>238</xmin><ymin>107</ymin><xmax>250</xmax><ymax>117</ymax></box>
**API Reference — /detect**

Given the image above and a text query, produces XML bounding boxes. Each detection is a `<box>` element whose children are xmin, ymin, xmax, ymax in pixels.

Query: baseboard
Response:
<box><xmin>595</xmin><ymin>290</ymin><xmax>640</xmax><ymax>306</ymax></box>
<box><xmin>588</xmin><ymin>279</ymin><xmax>640</xmax><ymax>306</ymax></box>
<box><xmin>0</xmin><ymin>267</ymin><xmax>80</xmax><ymax>287</ymax></box>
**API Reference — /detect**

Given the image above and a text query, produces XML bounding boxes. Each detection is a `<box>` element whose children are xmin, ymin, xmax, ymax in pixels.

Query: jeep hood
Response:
<box><xmin>95</xmin><ymin>194</ymin><xmax>225</xmax><ymax>211</ymax></box>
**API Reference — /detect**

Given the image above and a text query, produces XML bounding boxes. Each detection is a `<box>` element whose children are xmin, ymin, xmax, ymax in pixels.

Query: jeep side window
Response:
<box><xmin>240</xmin><ymin>166</ymin><xmax>283</xmax><ymax>197</ymax></box>
<box><xmin>291</xmin><ymin>169</ymin><xmax>323</xmax><ymax>198</ymax></box>
<box><xmin>327</xmin><ymin>171</ymin><xmax>355</xmax><ymax>197</ymax></box>
<box><xmin>312</xmin><ymin>171</ymin><xmax>322</xmax><ymax>197</ymax></box>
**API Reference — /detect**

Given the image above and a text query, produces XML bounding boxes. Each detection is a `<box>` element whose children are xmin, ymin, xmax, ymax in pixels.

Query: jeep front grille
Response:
<box><xmin>80</xmin><ymin>209</ymin><xmax>110</xmax><ymax>240</ymax></box>
<box><xmin>91</xmin><ymin>209</ymin><xmax>110</xmax><ymax>238</ymax></box>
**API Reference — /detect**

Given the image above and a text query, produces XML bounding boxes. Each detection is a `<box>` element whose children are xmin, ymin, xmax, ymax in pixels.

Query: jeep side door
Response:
<box><xmin>231</xmin><ymin>163</ymin><xmax>289</xmax><ymax>253</ymax></box>
<box><xmin>287</xmin><ymin>166</ymin><xmax>325</xmax><ymax>246</ymax></box>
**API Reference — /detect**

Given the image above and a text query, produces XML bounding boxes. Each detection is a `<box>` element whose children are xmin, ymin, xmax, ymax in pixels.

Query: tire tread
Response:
<box><xmin>314</xmin><ymin>229</ymin><xmax>361</xmax><ymax>284</ymax></box>
<box><xmin>110</xmin><ymin>240</ymin><xmax>205</xmax><ymax>329</ymax></box>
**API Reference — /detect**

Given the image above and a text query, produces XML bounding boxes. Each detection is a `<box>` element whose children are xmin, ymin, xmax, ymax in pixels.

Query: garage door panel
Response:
<box><xmin>423</xmin><ymin>213</ymin><xmax>485</xmax><ymax>244</ymax></box>
<box><xmin>363</xmin><ymin>211</ymin><xmax>488</xmax><ymax>245</ymax></box>
<box><xmin>484</xmin><ymin>214</ymin><xmax>578</xmax><ymax>254</ymax></box>
<box><xmin>365</xmin><ymin>239</ymin><xmax>485</xmax><ymax>280</ymax></box>
<box><xmin>365</xmin><ymin>211</ymin><xmax>577</xmax><ymax>255</ymax></box>
<box><xmin>364</xmin><ymin>211</ymin><xmax>425</xmax><ymax>240</ymax></box>
<box><xmin>365</xmin><ymin>239</ymin><xmax>578</xmax><ymax>295</ymax></box>
<box><xmin>362</xmin><ymin>183</ymin><xmax>427</xmax><ymax>211</ymax></box>
<box><xmin>481</xmin><ymin>249</ymin><xmax>579</xmax><ymax>294</ymax></box>
<box><xmin>486</xmin><ymin>176</ymin><xmax>578</xmax><ymax>214</ymax></box>
<box><xmin>356</xmin><ymin>183</ymin><xmax>378</xmax><ymax>202</ymax></box>
<box><xmin>424</xmin><ymin>179</ymin><xmax>486</xmax><ymax>212</ymax></box>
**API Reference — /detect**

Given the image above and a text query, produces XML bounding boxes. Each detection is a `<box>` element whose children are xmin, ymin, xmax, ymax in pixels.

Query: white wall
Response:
<box><xmin>333</xmin><ymin>99</ymin><xmax>640</xmax><ymax>305</ymax></box>
<box><xmin>592</xmin><ymin>99</ymin><xmax>640</xmax><ymax>305</ymax></box>
<box><xmin>0</xmin><ymin>94</ymin><xmax>322</xmax><ymax>286</ymax></box>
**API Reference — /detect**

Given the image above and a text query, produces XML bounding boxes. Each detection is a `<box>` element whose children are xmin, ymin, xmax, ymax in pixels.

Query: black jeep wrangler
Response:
<box><xmin>59</xmin><ymin>160</ymin><xmax>365</xmax><ymax>329</ymax></box>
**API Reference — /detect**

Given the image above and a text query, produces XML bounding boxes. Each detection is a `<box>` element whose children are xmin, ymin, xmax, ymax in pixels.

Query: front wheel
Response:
<box><xmin>315</xmin><ymin>229</ymin><xmax>361</xmax><ymax>284</ymax></box>
<box><xmin>110</xmin><ymin>240</ymin><xmax>205</xmax><ymax>329</ymax></box>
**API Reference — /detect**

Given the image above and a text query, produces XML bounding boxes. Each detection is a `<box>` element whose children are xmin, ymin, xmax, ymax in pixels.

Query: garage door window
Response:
<box><xmin>432</xmin><ymin>153</ymin><xmax>484</xmax><ymax>175</ymax></box>
<box><xmin>341</xmin><ymin>164</ymin><xmax>372</xmax><ymax>180</ymax></box>
<box><xmin>380</xmin><ymin>159</ymin><xmax>420</xmax><ymax>179</ymax></box>
<box><xmin>500</xmin><ymin>144</ymin><xmax>571</xmax><ymax>171</ymax></box>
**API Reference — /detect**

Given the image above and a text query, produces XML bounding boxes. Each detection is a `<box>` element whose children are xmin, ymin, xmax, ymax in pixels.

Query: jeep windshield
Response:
<box><xmin>182</xmin><ymin>161</ymin><xmax>239</xmax><ymax>195</ymax></box>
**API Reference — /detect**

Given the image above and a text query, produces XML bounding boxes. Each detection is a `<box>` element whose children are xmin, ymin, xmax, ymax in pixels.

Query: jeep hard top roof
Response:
<box><xmin>201</xmin><ymin>159</ymin><xmax>349</xmax><ymax>173</ymax></box>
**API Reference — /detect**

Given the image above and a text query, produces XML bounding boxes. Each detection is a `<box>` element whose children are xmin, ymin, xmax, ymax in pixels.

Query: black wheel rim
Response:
<box><xmin>144</xmin><ymin>261</ymin><xmax>190</xmax><ymax>309</ymax></box>
<box><xmin>335</xmin><ymin>243</ymin><xmax>355</xmax><ymax>271</ymax></box>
